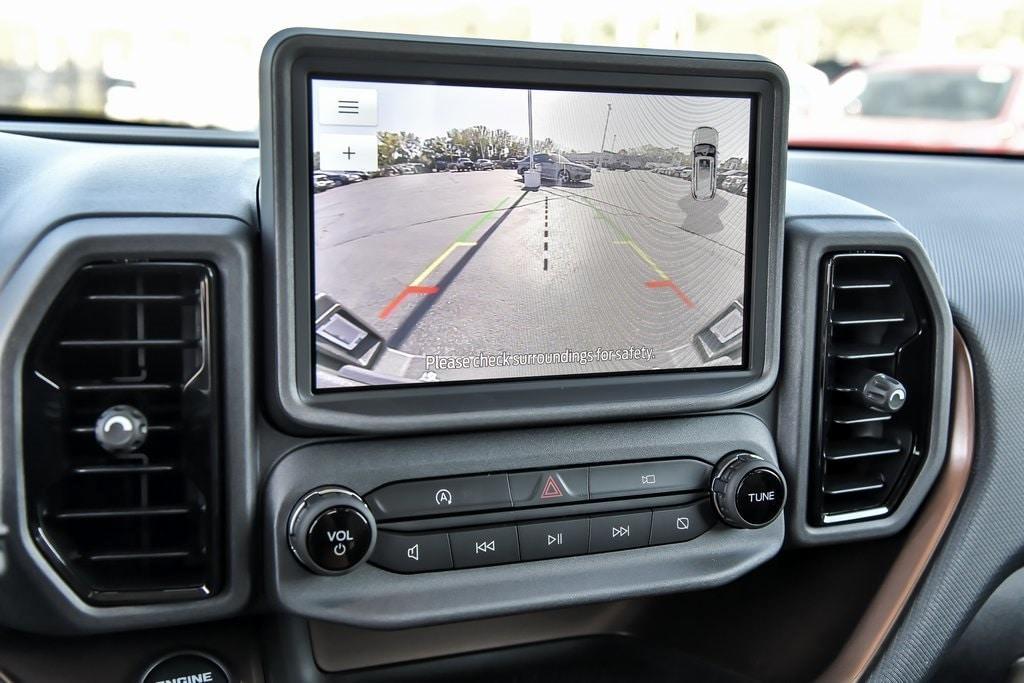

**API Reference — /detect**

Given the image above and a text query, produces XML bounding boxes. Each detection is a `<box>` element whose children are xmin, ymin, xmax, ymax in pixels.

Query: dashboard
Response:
<box><xmin>0</xmin><ymin>28</ymin><xmax>1019</xmax><ymax>683</ymax></box>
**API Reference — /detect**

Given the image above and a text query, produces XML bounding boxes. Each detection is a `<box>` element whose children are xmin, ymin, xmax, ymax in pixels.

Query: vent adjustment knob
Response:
<box><xmin>710</xmin><ymin>453</ymin><xmax>786</xmax><ymax>529</ymax></box>
<box><xmin>288</xmin><ymin>487</ymin><xmax>377</xmax><ymax>575</ymax></box>
<box><xmin>94</xmin><ymin>404</ymin><xmax>148</xmax><ymax>453</ymax></box>
<box><xmin>858</xmin><ymin>372</ymin><xmax>907</xmax><ymax>414</ymax></box>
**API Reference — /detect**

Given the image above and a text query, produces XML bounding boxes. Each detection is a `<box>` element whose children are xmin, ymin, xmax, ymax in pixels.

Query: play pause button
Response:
<box><xmin>517</xmin><ymin>518</ymin><xmax>589</xmax><ymax>560</ymax></box>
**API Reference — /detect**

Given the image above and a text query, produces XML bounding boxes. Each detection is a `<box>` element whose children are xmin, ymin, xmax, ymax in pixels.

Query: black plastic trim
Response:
<box><xmin>263</xmin><ymin>413</ymin><xmax>783</xmax><ymax>628</ymax></box>
<box><xmin>259</xmin><ymin>29</ymin><xmax>788</xmax><ymax>435</ymax></box>
<box><xmin>0</xmin><ymin>217</ymin><xmax>255</xmax><ymax>634</ymax></box>
<box><xmin>778</xmin><ymin>182</ymin><xmax>953</xmax><ymax>545</ymax></box>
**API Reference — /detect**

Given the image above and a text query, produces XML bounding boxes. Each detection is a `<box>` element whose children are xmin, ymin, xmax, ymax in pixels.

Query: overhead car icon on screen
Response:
<box><xmin>691</xmin><ymin>126</ymin><xmax>719</xmax><ymax>201</ymax></box>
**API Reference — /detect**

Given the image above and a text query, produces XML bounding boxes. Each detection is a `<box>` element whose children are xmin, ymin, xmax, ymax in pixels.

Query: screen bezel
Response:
<box><xmin>260</xmin><ymin>29</ymin><xmax>788</xmax><ymax>434</ymax></box>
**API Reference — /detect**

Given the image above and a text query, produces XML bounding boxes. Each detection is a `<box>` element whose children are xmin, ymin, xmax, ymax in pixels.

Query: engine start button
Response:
<box><xmin>307</xmin><ymin>506</ymin><xmax>373</xmax><ymax>572</ymax></box>
<box><xmin>141</xmin><ymin>652</ymin><xmax>229</xmax><ymax>683</ymax></box>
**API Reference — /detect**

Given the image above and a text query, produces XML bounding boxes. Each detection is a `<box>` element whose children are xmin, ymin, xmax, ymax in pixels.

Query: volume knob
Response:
<box><xmin>710</xmin><ymin>453</ymin><xmax>786</xmax><ymax>529</ymax></box>
<box><xmin>287</xmin><ymin>487</ymin><xmax>377</xmax><ymax>575</ymax></box>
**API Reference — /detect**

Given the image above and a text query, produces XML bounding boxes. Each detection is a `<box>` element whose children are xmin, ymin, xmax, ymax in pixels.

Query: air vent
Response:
<box><xmin>22</xmin><ymin>262</ymin><xmax>221</xmax><ymax>604</ymax></box>
<box><xmin>811</xmin><ymin>253</ymin><xmax>936</xmax><ymax>525</ymax></box>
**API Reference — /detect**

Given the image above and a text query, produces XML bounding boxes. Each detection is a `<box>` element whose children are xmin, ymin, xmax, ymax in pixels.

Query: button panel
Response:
<box><xmin>369</xmin><ymin>504</ymin><xmax>715</xmax><ymax>573</ymax></box>
<box><xmin>367</xmin><ymin>457</ymin><xmax>712</xmax><ymax>521</ymax></box>
<box><xmin>364</xmin><ymin>457</ymin><xmax>725</xmax><ymax>574</ymax></box>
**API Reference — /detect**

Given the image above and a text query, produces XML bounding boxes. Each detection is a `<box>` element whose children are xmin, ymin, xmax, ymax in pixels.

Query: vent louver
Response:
<box><xmin>811</xmin><ymin>253</ymin><xmax>935</xmax><ymax>525</ymax></box>
<box><xmin>22</xmin><ymin>262</ymin><xmax>221</xmax><ymax>604</ymax></box>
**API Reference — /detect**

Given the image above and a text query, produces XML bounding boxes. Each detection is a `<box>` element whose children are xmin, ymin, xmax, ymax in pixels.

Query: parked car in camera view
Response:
<box><xmin>474</xmin><ymin>159</ymin><xmax>496</xmax><ymax>170</ymax></box>
<box><xmin>312</xmin><ymin>172</ymin><xmax>335</xmax><ymax>192</ymax></box>
<box><xmin>451</xmin><ymin>157</ymin><xmax>476</xmax><ymax>171</ymax></box>
<box><xmin>720</xmin><ymin>170</ymin><xmax>747</xmax><ymax>193</ymax></box>
<box><xmin>321</xmin><ymin>171</ymin><xmax>365</xmax><ymax>185</ymax></box>
<box><xmin>516</xmin><ymin>153</ymin><xmax>592</xmax><ymax>184</ymax></box>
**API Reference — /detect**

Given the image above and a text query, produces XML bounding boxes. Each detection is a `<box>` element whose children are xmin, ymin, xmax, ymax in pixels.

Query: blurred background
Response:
<box><xmin>2</xmin><ymin>0</ymin><xmax>1023</xmax><ymax>153</ymax></box>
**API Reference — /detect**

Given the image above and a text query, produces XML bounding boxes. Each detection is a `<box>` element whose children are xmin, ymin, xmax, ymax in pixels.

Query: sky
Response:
<box><xmin>312</xmin><ymin>78</ymin><xmax>751</xmax><ymax>159</ymax></box>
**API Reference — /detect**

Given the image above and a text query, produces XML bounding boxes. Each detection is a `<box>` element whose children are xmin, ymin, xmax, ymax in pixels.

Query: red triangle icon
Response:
<box><xmin>540</xmin><ymin>475</ymin><xmax>563</xmax><ymax>499</ymax></box>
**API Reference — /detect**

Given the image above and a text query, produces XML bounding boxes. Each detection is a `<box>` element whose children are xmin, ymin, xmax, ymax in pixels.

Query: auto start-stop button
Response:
<box><xmin>141</xmin><ymin>652</ymin><xmax>229</xmax><ymax>683</ymax></box>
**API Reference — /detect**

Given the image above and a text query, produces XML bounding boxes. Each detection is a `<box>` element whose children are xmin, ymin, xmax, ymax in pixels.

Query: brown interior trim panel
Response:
<box><xmin>820</xmin><ymin>329</ymin><xmax>975</xmax><ymax>682</ymax></box>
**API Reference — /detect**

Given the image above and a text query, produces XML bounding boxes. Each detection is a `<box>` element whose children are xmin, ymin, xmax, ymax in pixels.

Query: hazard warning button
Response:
<box><xmin>509</xmin><ymin>469</ymin><xmax>589</xmax><ymax>507</ymax></box>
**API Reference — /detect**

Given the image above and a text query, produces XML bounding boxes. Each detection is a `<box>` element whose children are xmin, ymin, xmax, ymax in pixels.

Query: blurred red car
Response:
<box><xmin>790</xmin><ymin>57</ymin><xmax>1024</xmax><ymax>155</ymax></box>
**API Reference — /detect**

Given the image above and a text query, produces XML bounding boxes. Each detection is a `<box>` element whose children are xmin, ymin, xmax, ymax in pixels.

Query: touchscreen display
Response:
<box><xmin>310</xmin><ymin>78</ymin><xmax>752</xmax><ymax>390</ymax></box>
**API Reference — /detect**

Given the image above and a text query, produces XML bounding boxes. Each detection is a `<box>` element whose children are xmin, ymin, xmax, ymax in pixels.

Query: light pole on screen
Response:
<box><xmin>598</xmin><ymin>103</ymin><xmax>611</xmax><ymax>171</ymax></box>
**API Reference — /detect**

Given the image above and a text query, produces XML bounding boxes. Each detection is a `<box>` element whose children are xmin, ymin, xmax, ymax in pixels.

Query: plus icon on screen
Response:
<box><xmin>321</xmin><ymin>133</ymin><xmax>377</xmax><ymax>173</ymax></box>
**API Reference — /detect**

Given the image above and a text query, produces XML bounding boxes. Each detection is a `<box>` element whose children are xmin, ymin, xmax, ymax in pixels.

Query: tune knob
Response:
<box><xmin>287</xmin><ymin>487</ymin><xmax>377</xmax><ymax>575</ymax></box>
<box><xmin>710</xmin><ymin>453</ymin><xmax>786</xmax><ymax>529</ymax></box>
<box><xmin>857</xmin><ymin>371</ymin><xmax>907</xmax><ymax>413</ymax></box>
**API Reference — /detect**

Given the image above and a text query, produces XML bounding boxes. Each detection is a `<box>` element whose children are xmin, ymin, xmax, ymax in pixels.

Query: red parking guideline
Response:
<box><xmin>645</xmin><ymin>279</ymin><xmax>695</xmax><ymax>308</ymax></box>
<box><xmin>378</xmin><ymin>285</ymin><xmax>439</xmax><ymax>320</ymax></box>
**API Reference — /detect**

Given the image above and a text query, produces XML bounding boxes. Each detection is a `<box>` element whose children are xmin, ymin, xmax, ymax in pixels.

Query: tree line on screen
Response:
<box><xmin>309</xmin><ymin>127</ymin><xmax>721</xmax><ymax>172</ymax></box>
<box><xmin>373</xmin><ymin>130</ymin><xmax>711</xmax><ymax>169</ymax></box>
<box><xmin>376</xmin><ymin>127</ymin><xmax>558</xmax><ymax>168</ymax></box>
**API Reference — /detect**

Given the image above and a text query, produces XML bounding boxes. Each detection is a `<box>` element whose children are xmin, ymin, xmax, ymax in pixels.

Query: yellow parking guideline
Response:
<box><xmin>620</xmin><ymin>238</ymin><xmax>670</xmax><ymax>281</ymax></box>
<box><xmin>599</xmin><ymin>211</ymin><xmax>669</xmax><ymax>281</ymax></box>
<box><xmin>411</xmin><ymin>241</ymin><xmax>475</xmax><ymax>286</ymax></box>
<box><xmin>408</xmin><ymin>195</ymin><xmax>511</xmax><ymax>287</ymax></box>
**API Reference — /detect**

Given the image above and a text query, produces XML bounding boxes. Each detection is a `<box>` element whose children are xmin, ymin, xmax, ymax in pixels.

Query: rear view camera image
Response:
<box><xmin>310</xmin><ymin>78</ymin><xmax>752</xmax><ymax>389</ymax></box>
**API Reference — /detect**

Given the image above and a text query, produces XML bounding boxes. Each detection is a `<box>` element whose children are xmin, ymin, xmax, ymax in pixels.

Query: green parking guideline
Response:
<box><xmin>456</xmin><ymin>195</ymin><xmax>510</xmax><ymax>243</ymax></box>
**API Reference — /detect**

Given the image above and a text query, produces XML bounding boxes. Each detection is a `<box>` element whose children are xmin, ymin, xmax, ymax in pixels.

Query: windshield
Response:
<box><xmin>3</xmin><ymin>2</ymin><xmax>1023</xmax><ymax>155</ymax></box>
